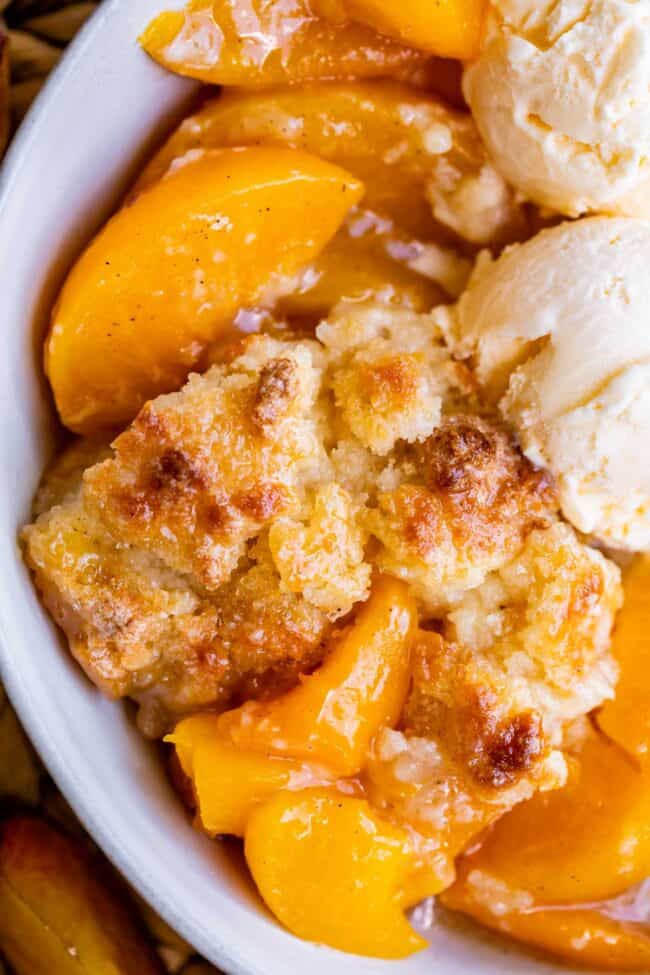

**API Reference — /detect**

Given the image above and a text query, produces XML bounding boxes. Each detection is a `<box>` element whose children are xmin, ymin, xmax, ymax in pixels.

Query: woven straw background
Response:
<box><xmin>0</xmin><ymin>4</ymin><xmax>220</xmax><ymax>973</ymax></box>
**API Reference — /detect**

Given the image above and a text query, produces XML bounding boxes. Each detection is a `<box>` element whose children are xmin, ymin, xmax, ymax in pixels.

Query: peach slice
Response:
<box><xmin>278</xmin><ymin>226</ymin><xmax>446</xmax><ymax>319</ymax></box>
<box><xmin>0</xmin><ymin>817</ymin><xmax>163</xmax><ymax>975</ymax></box>
<box><xmin>442</xmin><ymin>724</ymin><xmax>650</xmax><ymax>969</ymax></box>
<box><xmin>598</xmin><ymin>556</ymin><xmax>650</xmax><ymax>765</ymax></box>
<box><xmin>168</xmin><ymin>713</ymin><xmax>332</xmax><ymax>836</ymax></box>
<box><xmin>443</xmin><ymin>869</ymin><xmax>650</xmax><ymax>972</ymax></box>
<box><xmin>328</xmin><ymin>0</ymin><xmax>487</xmax><ymax>60</ymax></box>
<box><xmin>135</xmin><ymin>82</ymin><xmax>528</xmax><ymax>248</ymax></box>
<box><xmin>46</xmin><ymin>146</ymin><xmax>363</xmax><ymax>432</ymax></box>
<box><xmin>135</xmin><ymin>82</ymin><xmax>470</xmax><ymax>241</ymax></box>
<box><xmin>219</xmin><ymin>576</ymin><xmax>417</xmax><ymax>776</ymax></box>
<box><xmin>139</xmin><ymin>0</ymin><xmax>426</xmax><ymax>88</ymax></box>
<box><xmin>245</xmin><ymin>788</ymin><xmax>427</xmax><ymax>958</ymax></box>
<box><xmin>442</xmin><ymin>726</ymin><xmax>650</xmax><ymax>907</ymax></box>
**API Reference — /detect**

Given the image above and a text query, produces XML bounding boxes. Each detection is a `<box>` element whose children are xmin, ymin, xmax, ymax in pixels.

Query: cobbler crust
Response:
<box><xmin>23</xmin><ymin>303</ymin><xmax>620</xmax><ymax>772</ymax></box>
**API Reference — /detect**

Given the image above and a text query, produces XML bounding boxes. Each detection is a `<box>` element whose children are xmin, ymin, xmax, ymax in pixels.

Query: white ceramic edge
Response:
<box><xmin>0</xmin><ymin>4</ymin><xmax>598</xmax><ymax>974</ymax></box>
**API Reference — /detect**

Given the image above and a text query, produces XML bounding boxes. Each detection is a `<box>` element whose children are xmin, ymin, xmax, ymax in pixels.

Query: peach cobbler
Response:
<box><xmin>22</xmin><ymin>0</ymin><xmax>650</xmax><ymax>966</ymax></box>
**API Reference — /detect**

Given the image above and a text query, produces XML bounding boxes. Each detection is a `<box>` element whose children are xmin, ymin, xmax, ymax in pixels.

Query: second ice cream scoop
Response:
<box><xmin>464</xmin><ymin>0</ymin><xmax>650</xmax><ymax>218</ymax></box>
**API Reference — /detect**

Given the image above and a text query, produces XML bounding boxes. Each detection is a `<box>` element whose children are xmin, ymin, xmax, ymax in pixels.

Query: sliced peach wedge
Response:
<box><xmin>0</xmin><ymin>817</ymin><xmax>163</xmax><ymax>975</ymax></box>
<box><xmin>443</xmin><ymin>873</ymin><xmax>650</xmax><ymax>973</ymax></box>
<box><xmin>442</xmin><ymin>724</ymin><xmax>650</xmax><ymax>970</ymax></box>
<box><xmin>135</xmin><ymin>81</ymin><xmax>471</xmax><ymax>241</ymax></box>
<box><xmin>46</xmin><ymin>146</ymin><xmax>363</xmax><ymax>433</ymax></box>
<box><xmin>278</xmin><ymin>226</ymin><xmax>446</xmax><ymax>320</ymax></box>
<box><xmin>133</xmin><ymin>81</ymin><xmax>460</xmax><ymax>316</ymax></box>
<box><xmin>451</xmin><ymin>726</ymin><xmax>650</xmax><ymax>904</ymax></box>
<box><xmin>318</xmin><ymin>0</ymin><xmax>487</xmax><ymax>60</ymax></box>
<box><xmin>218</xmin><ymin>575</ymin><xmax>417</xmax><ymax>777</ymax></box>
<box><xmin>166</xmin><ymin>578</ymin><xmax>416</xmax><ymax>833</ymax></box>
<box><xmin>245</xmin><ymin>789</ymin><xmax>427</xmax><ymax>959</ymax></box>
<box><xmin>598</xmin><ymin>556</ymin><xmax>650</xmax><ymax>766</ymax></box>
<box><xmin>139</xmin><ymin>0</ymin><xmax>427</xmax><ymax>88</ymax></box>
<box><xmin>167</xmin><ymin>713</ymin><xmax>336</xmax><ymax>837</ymax></box>
<box><xmin>133</xmin><ymin>81</ymin><xmax>528</xmax><ymax>252</ymax></box>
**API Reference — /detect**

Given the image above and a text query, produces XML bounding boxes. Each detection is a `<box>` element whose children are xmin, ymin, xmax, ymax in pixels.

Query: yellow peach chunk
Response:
<box><xmin>0</xmin><ymin>817</ymin><xmax>163</xmax><ymax>975</ymax></box>
<box><xmin>219</xmin><ymin>576</ymin><xmax>417</xmax><ymax>776</ymax></box>
<box><xmin>245</xmin><ymin>789</ymin><xmax>427</xmax><ymax>959</ymax></box>
<box><xmin>139</xmin><ymin>0</ymin><xmax>426</xmax><ymax>88</ymax></box>
<box><xmin>168</xmin><ymin>714</ymin><xmax>330</xmax><ymax>836</ymax></box>
<box><xmin>134</xmin><ymin>82</ymin><xmax>439</xmax><ymax>238</ymax></box>
<box><xmin>136</xmin><ymin>83</ymin><xmax>457</xmax><ymax>240</ymax></box>
<box><xmin>598</xmin><ymin>556</ymin><xmax>650</xmax><ymax>766</ymax></box>
<box><xmin>278</xmin><ymin>226</ymin><xmax>446</xmax><ymax>319</ymax></box>
<box><xmin>46</xmin><ymin>147</ymin><xmax>363</xmax><ymax>433</ymax></box>
<box><xmin>443</xmin><ymin>869</ymin><xmax>650</xmax><ymax>973</ymax></box>
<box><xmin>444</xmin><ymin>726</ymin><xmax>650</xmax><ymax>906</ymax></box>
<box><xmin>332</xmin><ymin>0</ymin><xmax>487</xmax><ymax>60</ymax></box>
<box><xmin>134</xmin><ymin>82</ymin><xmax>525</xmax><ymax>247</ymax></box>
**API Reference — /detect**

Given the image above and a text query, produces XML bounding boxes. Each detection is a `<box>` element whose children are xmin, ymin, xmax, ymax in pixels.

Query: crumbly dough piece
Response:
<box><xmin>24</xmin><ymin>486</ymin><xmax>329</xmax><ymax>738</ymax></box>
<box><xmin>406</xmin><ymin>521</ymin><xmax>621</xmax><ymax>791</ymax></box>
<box><xmin>318</xmin><ymin>301</ymin><xmax>466</xmax><ymax>456</ymax></box>
<box><xmin>367</xmin><ymin>414</ymin><xmax>557</xmax><ymax>612</ymax></box>
<box><xmin>83</xmin><ymin>336</ymin><xmax>330</xmax><ymax>591</ymax></box>
<box><xmin>269</xmin><ymin>484</ymin><xmax>371</xmax><ymax>618</ymax></box>
<box><xmin>444</xmin><ymin>524</ymin><xmax>622</xmax><ymax>735</ymax></box>
<box><xmin>24</xmin><ymin>435</ymin><xmax>329</xmax><ymax>738</ymax></box>
<box><xmin>24</xmin><ymin>307</ymin><xmax>617</xmax><ymax>767</ymax></box>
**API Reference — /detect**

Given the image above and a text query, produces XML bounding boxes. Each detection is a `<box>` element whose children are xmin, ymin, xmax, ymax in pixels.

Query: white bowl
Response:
<box><xmin>0</xmin><ymin>3</ymin><xmax>597</xmax><ymax>973</ymax></box>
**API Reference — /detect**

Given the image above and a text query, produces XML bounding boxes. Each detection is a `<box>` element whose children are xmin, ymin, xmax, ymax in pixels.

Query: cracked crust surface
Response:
<box><xmin>368</xmin><ymin>414</ymin><xmax>558</xmax><ymax>611</ymax></box>
<box><xmin>83</xmin><ymin>336</ymin><xmax>329</xmax><ymax>592</ymax></box>
<box><xmin>403</xmin><ymin>522</ymin><xmax>621</xmax><ymax>797</ymax></box>
<box><xmin>24</xmin><ymin>482</ymin><xmax>330</xmax><ymax>738</ymax></box>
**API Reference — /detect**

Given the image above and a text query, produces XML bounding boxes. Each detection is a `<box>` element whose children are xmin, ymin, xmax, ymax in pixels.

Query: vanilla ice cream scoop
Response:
<box><xmin>464</xmin><ymin>0</ymin><xmax>650</xmax><ymax>218</ymax></box>
<box><xmin>440</xmin><ymin>217</ymin><xmax>650</xmax><ymax>550</ymax></box>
